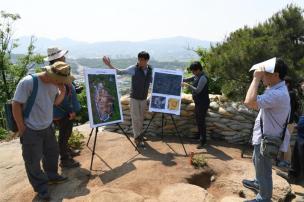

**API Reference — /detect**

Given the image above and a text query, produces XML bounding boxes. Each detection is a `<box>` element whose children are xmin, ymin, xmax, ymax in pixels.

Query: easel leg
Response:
<box><xmin>142</xmin><ymin>112</ymin><xmax>156</xmax><ymax>136</ymax></box>
<box><xmin>86</xmin><ymin>128</ymin><xmax>94</xmax><ymax>146</ymax></box>
<box><xmin>89</xmin><ymin>127</ymin><xmax>99</xmax><ymax>171</ymax></box>
<box><xmin>117</xmin><ymin>124</ymin><xmax>141</xmax><ymax>154</ymax></box>
<box><xmin>161</xmin><ymin>113</ymin><xmax>164</xmax><ymax>140</ymax></box>
<box><xmin>170</xmin><ymin>115</ymin><xmax>188</xmax><ymax>156</ymax></box>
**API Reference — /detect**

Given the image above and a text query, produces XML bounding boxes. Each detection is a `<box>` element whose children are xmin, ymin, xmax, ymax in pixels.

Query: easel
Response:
<box><xmin>142</xmin><ymin>112</ymin><xmax>188</xmax><ymax>156</ymax></box>
<box><xmin>86</xmin><ymin>123</ymin><xmax>140</xmax><ymax>172</ymax></box>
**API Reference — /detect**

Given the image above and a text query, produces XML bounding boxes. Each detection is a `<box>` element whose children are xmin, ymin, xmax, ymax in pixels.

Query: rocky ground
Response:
<box><xmin>0</xmin><ymin>124</ymin><xmax>303</xmax><ymax>202</ymax></box>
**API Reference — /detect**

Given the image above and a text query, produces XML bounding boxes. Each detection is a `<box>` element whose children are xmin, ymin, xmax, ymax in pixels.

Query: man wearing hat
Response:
<box><xmin>242</xmin><ymin>58</ymin><xmax>290</xmax><ymax>202</ymax></box>
<box><xmin>45</xmin><ymin>47</ymin><xmax>81</xmax><ymax>168</ymax></box>
<box><xmin>12</xmin><ymin>61</ymin><xmax>74</xmax><ymax>200</ymax></box>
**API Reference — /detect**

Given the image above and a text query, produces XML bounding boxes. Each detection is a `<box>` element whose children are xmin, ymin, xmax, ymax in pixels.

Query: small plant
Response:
<box><xmin>68</xmin><ymin>129</ymin><xmax>85</xmax><ymax>150</ymax></box>
<box><xmin>0</xmin><ymin>127</ymin><xmax>9</xmax><ymax>140</ymax></box>
<box><xmin>191</xmin><ymin>153</ymin><xmax>207</xmax><ymax>168</ymax></box>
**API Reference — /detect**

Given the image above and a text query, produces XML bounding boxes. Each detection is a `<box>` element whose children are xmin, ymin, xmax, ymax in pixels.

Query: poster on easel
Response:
<box><xmin>84</xmin><ymin>68</ymin><xmax>123</xmax><ymax>128</ymax></box>
<box><xmin>149</xmin><ymin>68</ymin><xmax>183</xmax><ymax>115</ymax></box>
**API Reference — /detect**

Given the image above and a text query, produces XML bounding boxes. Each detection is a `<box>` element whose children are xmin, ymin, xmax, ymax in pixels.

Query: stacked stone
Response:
<box><xmin>103</xmin><ymin>94</ymin><xmax>260</xmax><ymax>144</ymax></box>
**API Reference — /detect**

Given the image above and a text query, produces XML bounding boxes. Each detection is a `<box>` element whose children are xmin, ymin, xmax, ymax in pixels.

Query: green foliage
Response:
<box><xmin>76</xmin><ymin>84</ymin><xmax>89</xmax><ymax>124</ymax></box>
<box><xmin>0</xmin><ymin>127</ymin><xmax>9</xmax><ymax>140</ymax></box>
<box><xmin>68</xmin><ymin>129</ymin><xmax>85</xmax><ymax>150</ymax></box>
<box><xmin>0</xmin><ymin>11</ymin><xmax>44</xmax><ymax>104</ymax></box>
<box><xmin>197</xmin><ymin>4</ymin><xmax>304</xmax><ymax>100</ymax></box>
<box><xmin>191</xmin><ymin>153</ymin><xmax>207</xmax><ymax>168</ymax></box>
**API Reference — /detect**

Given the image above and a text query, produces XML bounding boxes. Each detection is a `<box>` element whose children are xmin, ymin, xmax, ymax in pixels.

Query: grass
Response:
<box><xmin>191</xmin><ymin>153</ymin><xmax>208</xmax><ymax>169</ymax></box>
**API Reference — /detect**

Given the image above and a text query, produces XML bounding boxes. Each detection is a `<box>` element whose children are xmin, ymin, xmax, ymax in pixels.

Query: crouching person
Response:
<box><xmin>12</xmin><ymin>61</ymin><xmax>74</xmax><ymax>200</ymax></box>
<box><xmin>242</xmin><ymin>58</ymin><xmax>290</xmax><ymax>202</ymax></box>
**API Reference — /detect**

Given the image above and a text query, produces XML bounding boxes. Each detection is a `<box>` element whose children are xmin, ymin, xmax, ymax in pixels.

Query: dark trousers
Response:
<box><xmin>194</xmin><ymin>102</ymin><xmax>208</xmax><ymax>144</ymax></box>
<box><xmin>56</xmin><ymin>116</ymin><xmax>73</xmax><ymax>161</ymax></box>
<box><xmin>20</xmin><ymin>125</ymin><xmax>59</xmax><ymax>193</ymax></box>
<box><xmin>290</xmin><ymin>137</ymin><xmax>304</xmax><ymax>178</ymax></box>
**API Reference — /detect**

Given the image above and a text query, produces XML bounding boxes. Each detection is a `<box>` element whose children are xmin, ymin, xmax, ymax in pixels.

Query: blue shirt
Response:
<box><xmin>252</xmin><ymin>81</ymin><xmax>291</xmax><ymax>152</ymax></box>
<box><xmin>53</xmin><ymin>84</ymin><xmax>81</xmax><ymax>119</ymax></box>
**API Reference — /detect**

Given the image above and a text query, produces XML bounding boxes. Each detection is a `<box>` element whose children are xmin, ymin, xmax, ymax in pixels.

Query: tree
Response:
<box><xmin>200</xmin><ymin>4</ymin><xmax>304</xmax><ymax>100</ymax></box>
<box><xmin>0</xmin><ymin>11</ymin><xmax>44</xmax><ymax>104</ymax></box>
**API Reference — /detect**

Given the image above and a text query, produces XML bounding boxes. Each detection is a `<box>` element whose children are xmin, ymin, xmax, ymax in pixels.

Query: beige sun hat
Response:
<box><xmin>44</xmin><ymin>47</ymin><xmax>68</xmax><ymax>62</ymax></box>
<box><xmin>45</xmin><ymin>61</ymin><xmax>75</xmax><ymax>84</ymax></box>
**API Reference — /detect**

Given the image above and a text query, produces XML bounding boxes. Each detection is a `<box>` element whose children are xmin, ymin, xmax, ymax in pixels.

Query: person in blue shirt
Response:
<box><xmin>53</xmin><ymin>83</ymin><xmax>81</xmax><ymax>168</ymax></box>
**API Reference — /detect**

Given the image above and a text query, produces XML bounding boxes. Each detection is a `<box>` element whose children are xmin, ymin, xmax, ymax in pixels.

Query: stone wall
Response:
<box><xmin>103</xmin><ymin>94</ymin><xmax>261</xmax><ymax>144</ymax></box>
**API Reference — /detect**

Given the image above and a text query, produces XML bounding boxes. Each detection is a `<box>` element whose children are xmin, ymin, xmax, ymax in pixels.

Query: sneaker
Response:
<box><xmin>37</xmin><ymin>190</ymin><xmax>50</xmax><ymax>200</ymax></box>
<box><xmin>60</xmin><ymin>158</ymin><xmax>80</xmax><ymax>168</ymax></box>
<box><xmin>68</xmin><ymin>148</ymin><xmax>80</xmax><ymax>157</ymax></box>
<box><xmin>242</xmin><ymin>179</ymin><xmax>259</xmax><ymax>192</ymax></box>
<box><xmin>48</xmin><ymin>175</ymin><xmax>68</xmax><ymax>185</ymax></box>
<box><xmin>139</xmin><ymin>141</ymin><xmax>146</xmax><ymax>148</ymax></box>
<box><xmin>135</xmin><ymin>138</ymin><xmax>141</xmax><ymax>146</ymax></box>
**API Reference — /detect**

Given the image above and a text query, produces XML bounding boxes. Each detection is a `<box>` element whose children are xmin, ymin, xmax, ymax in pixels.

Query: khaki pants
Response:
<box><xmin>130</xmin><ymin>98</ymin><xmax>146</xmax><ymax>139</ymax></box>
<box><xmin>283</xmin><ymin>123</ymin><xmax>296</xmax><ymax>162</ymax></box>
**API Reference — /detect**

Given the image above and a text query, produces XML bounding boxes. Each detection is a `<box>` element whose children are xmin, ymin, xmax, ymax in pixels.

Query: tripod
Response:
<box><xmin>86</xmin><ymin>123</ymin><xmax>140</xmax><ymax>171</ymax></box>
<box><xmin>142</xmin><ymin>112</ymin><xmax>188</xmax><ymax>156</ymax></box>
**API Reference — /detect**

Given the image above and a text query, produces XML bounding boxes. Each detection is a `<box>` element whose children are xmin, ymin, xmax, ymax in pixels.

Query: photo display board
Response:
<box><xmin>149</xmin><ymin>68</ymin><xmax>183</xmax><ymax>115</ymax></box>
<box><xmin>84</xmin><ymin>68</ymin><xmax>123</xmax><ymax>128</ymax></box>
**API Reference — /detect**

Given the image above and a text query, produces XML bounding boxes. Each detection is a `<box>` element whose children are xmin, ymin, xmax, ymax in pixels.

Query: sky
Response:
<box><xmin>1</xmin><ymin>0</ymin><xmax>304</xmax><ymax>43</ymax></box>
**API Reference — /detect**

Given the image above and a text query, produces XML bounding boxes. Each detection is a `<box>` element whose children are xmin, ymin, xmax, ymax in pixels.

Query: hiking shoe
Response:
<box><xmin>242</xmin><ymin>179</ymin><xmax>259</xmax><ymax>192</ymax></box>
<box><xmin>196</xmin><ymin>141</ymin><xmax>206</xmax><ymax>149</ymax></box>
<box><xmin>37</xmin><ymin>190</ymin><xmax>50</xmax><ymax>200</ymax></box>
<box><xmin>60</xmin><ymin>158</ymin><xmax>80</xmax><ymax>168</ymax></box>
<box><xmin>48</xmin><ymin>175</ymin><xmax>68</xmax><ymax>185</ymax></box>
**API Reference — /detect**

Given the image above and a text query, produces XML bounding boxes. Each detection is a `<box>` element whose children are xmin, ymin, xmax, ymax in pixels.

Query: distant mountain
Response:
<box><xmin>13</xmin><ymin>36</ymin><xmax>214</xmax><ymax>61</ymax></box>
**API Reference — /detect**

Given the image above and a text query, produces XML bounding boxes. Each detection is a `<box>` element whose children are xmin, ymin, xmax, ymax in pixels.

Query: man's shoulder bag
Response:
<box><xmin>260</xmin><ymin>113</ymin><xmax>289</xmax><ymax>159</ymax></box>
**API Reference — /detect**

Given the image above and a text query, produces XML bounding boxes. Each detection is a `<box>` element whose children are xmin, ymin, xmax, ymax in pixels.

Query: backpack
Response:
<box><xmin>4</xmin><ymin>74</ymin><xmax>38</xmax><ymax>132</ymax></box>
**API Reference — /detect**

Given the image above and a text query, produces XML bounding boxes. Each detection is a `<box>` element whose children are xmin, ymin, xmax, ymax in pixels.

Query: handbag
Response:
<box><xmin>259</xmin><ymin>112</ymin><xmax>289</xmax><ymax>159</ymax></box>
<box><xmin>4</xmin><ymin>74</ymin><xmax>38</xmax><ymax>132</ymax></box>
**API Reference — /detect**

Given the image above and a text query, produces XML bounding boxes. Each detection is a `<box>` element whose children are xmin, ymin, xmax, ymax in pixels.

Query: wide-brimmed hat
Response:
<box><xmin>44</xmin><ymin>47</ymin><xmax>68</xmax><ymax>62</ymax></box>
<box><xmin>45</xmin><ymin>61</ymin><xmax>75</xmax><ymax>84</ymax></box>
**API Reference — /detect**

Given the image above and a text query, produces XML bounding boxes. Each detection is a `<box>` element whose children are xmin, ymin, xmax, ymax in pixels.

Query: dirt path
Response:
<box><xmin>0</xmin><ymin>124</ymin><xmax>302</xmax><ymax>201</ymax></box>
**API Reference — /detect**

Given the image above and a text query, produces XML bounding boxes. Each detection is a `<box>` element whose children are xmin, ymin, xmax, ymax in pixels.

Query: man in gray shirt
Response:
<box><xmin>12</xmin><ymin>61</ymin><xmax>74</xmax><ymax>200</ymax></box>
<box><xmin>243</xmin><ymin>58</ymin><xmax>290</xmax><ymax>202</ymax></box>
<box><xmin>103</xmin><ymin>51</ymin><xmax>152</xmax><ymax>147</ymax></box>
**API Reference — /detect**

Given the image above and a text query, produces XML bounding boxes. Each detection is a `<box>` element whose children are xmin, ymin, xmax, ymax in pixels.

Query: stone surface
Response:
<box><xmin>158</xmin><ymin>183</ymin><xmax>210</xmax><ymax>202</ymax></box>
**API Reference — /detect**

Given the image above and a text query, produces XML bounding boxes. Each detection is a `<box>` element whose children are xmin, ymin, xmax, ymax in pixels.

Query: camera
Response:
<box><xmin>72</xmin><ymin>82</ymin><xmax>84</xmax><ymax>94</ymax></box>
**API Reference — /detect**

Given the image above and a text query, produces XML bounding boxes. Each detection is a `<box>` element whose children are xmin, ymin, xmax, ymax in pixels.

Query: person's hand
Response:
<box><xmin>253</xmin><ymin>70</ymin><xmax>264</xmax><ymax>80</ymax></box>
<box><xmin>69</xmin><ymin>112</ymin><xmax>76</xmax><ymax>120</ymax></box>
<box><xmin>18</xmin><ymin>123</ymin><xmax>26</xmax><ymax>137</ymax></box>
<box><xmin>181</xmin><ymin>82</ymin><xmax>190</xmax><ymax>87</ymax></box>
<box><xmin>103</xmin><ymin>56</ymin><xmax>113</xmax><ymax>68</ymax></box>
<box><xmin>57</xmin><ymin>84</ymin><xmax>66</xmax><ymax>93</ymax></box>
